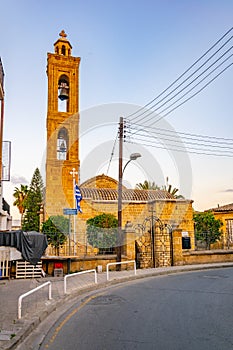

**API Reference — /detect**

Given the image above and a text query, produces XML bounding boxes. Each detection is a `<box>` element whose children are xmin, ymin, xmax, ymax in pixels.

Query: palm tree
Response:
<box><xmin>13</xmin><ymin>184</ymin><xmax>29</xmax><ymax>226</ymax></box>
<box><xmin>162</xmin><ymin>177</ymin><xmax>184</xmax><ymax>199</ymax></box>
<box><xmin>135</xmin><ymin>180</ymin><xmax>160</xmax><ymax>190</ymax></box>
<box><xmin>136</xmin><ymin>178</ymin><xmax>184</xmax><ymax>198</ymax></box>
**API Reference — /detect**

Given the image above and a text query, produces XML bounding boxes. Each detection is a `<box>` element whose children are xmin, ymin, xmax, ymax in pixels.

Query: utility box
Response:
<box><xmin>182</xmin><ymin>237</ymin><xmax>191</xmax><ymax>249</ymax></box>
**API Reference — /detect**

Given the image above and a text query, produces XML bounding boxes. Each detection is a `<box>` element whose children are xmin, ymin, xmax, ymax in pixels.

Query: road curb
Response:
<box><xmin>3</xmin><ymin>262</ymin><xmax>233</xmax><ymax>350</ymax></box>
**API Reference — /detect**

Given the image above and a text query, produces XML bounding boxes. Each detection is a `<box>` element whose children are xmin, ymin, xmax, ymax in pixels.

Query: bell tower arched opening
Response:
<box><xmin>61</xmin><ymin>45</ymin><xmax>66</xmax><ymax>55</ymax></box>
<box><xmin>58</xmin><ymin>74</ymin><xmax>69</xmax><ymax>112</ymax></box>
<box><xmin>57</xmin><ymin>127</ymin><xmax>69</xmax><ymax>160</ymax></box>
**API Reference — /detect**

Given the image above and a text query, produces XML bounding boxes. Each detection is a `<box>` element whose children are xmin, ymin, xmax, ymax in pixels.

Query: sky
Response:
<box><xmin>1</xmin><ymin>0</ymin><xmax>233</xmax><ymax>220</ymax></box>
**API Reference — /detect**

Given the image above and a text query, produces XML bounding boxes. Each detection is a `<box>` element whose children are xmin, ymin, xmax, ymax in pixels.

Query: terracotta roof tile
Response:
<box><xmin>80</xmin><ymin>188</ymin><xmax>177</xmax><ymax>201</ymax></box>
<box><xmin>210</xmin><ymin>203</ymin><xmax>233</xmax><ymax>212</ymax></box>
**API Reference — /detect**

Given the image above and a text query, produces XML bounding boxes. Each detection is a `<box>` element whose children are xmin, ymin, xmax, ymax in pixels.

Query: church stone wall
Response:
<box><xmin>72</xmin><ymin>199</ymin><xmax>194</xmax><ymax>262</ymax></box>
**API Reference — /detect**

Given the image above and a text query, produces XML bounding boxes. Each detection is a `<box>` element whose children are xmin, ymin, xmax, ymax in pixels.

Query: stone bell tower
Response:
<box><xmin>45</xmin><ymin>30</ymin><xmax>81</xmax><ymax>218</ymax></box>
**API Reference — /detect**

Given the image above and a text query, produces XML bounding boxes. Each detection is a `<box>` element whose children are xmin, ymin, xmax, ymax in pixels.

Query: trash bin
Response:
<box><xmin>97</xmin><ymin>265</ymin><xmax>102</xmax><ymax>273</ymax></box>
<box><xmin>54</xmin><ymin>262</ymin><xmax>63</xmax><ymax>277</ymax></box>
<box><xmin>54</xmin><ymin>268</ymin><xmax>63</xmax><ymax>277</ymax></box>
<box><xmin>182</xmin><ymin>237</ymin><xmax>191</xmax><ymax>249</ymax></box>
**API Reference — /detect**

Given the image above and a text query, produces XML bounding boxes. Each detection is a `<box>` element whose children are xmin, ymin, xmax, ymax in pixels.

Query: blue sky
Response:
<box><xmin>1</xmin><ymin>0</ymin><xmax>233</xmax><ymax>218</ymax></box>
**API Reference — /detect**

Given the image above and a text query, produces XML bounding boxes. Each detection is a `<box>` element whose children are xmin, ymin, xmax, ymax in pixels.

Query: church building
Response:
<box><xmin>45</xmin><ymin>31</ymin><xmax>194</xmax><ymax>269</ymax></box>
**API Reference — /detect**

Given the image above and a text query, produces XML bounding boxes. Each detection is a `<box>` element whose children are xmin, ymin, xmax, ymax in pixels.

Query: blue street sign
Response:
<box><xmin>63</xmin><ymin>208</ymin><xmax>78</xmax><ymax>215</ymax></box>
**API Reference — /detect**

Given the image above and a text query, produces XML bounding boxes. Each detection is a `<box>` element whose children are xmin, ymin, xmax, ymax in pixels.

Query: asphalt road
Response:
<box><xmin>36</xmin><ymin>267</ymin><xmax>233</xmax><ymax>350</ymax></box>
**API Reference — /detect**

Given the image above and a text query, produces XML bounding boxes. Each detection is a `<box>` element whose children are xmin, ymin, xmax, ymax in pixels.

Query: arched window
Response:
<box><xmin>61</xmin><ymin>45</ymin><xmax>66</xmax><ymax>55</ymax></box>
<box><xmin>58</xmin><ymin>75</ymin><xmax>69</xmax><ymax>112</ymax></box>
<box><xmin>57</xmin><ymin>128</ymin><xmax>69</xmax><ymax>160</ymax></box>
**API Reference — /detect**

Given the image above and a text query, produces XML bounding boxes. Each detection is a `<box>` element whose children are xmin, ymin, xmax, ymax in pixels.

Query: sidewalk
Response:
<box><xmin>1</xmin><ymin>262</ymin><xmax>233</xmax><ymax>350</ymax></box>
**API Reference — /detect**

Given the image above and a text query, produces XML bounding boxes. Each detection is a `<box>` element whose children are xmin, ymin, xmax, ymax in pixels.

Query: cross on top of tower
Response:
<box><xmin>59</xmin><ymin>30</ymin><xmax>67</xmax><ymax>39</ymax></box>
<box><xmin>70</xmin><ymin>167</ymin><xmax>78</xmax><ymax>178</ymax></box>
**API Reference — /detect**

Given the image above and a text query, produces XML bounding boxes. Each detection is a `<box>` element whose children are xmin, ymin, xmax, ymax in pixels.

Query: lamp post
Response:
<box><xmin>117</xmin><ymin>118</ymin><xmax>141</xmax><ymax>269</ymax></box>
<box><xmin>117</xmin><ymin>152</ymin><xmax>141</xmax><ymax>267</ymax></box>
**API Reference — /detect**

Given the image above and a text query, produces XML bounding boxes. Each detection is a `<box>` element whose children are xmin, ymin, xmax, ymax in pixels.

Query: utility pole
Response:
<box><xmin>116</xmin><ymin>117</ymin><xmax>141</xmax><ymax>271</ymax></box>
<box><xmin>149</xmin><ymin>202</ymin><xmax>156</xmax><ymax>268</ymax></box>
<box><xmin>117</xmin><ymin>117</ymin><xmax>123</xmax><ymax>269</ymax></box>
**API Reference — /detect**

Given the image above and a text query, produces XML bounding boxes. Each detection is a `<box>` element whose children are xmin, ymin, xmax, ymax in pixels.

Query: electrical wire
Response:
<box><xmin>147</xmin><ymin>62</ymin><xmax>233</xmax><ymax>125</ymax></box>
<box><xmin>106</xmin><ymin>132</ymin><xmax>118</xmax><ymax>175</ymax></box>
<box><xmin>124</xmin><ymin>120</ymin><xmax>233</xmax><ymax>157</ymax></box>
<box><xmin>107</xmin><ymin>28</ymin><xmax>233</xmax><ymax>168</ymax></box>
<box><xmin>126</xmin><ymin>27</ymin><xmax>233</xmax><ymax>122</ymax></box>
<box><xmin>125</xmin><ymin>122</ymin><xmax>233</xmax><ymax>143</ymax></box>
<box><xmin>125</xmin><ymin>137</ymin><xmax>233</xmax><ymax>157</ymax></box>
<box><xmin>130</xmin><ymin>42</ymin><xmax>233</xmax><ymax>124</ymax></box>
<box><xmin>125</xmin><ymin>60</ymin><xmax>232</xmax><ymax>131</ymax></box>
<box><xmin>125</xmin><ymin>130</ymin><xmax>233</xmax><ymax>150</ymax></box>
<box><xmin>127</xmin><ymin>56</ymin><xmax>233</xmax><ymax>126</ymax></box>
<box><xmin>125</xmin><ymin>133</ymin><xmax>233</xmax><ymax>152</ymax></box>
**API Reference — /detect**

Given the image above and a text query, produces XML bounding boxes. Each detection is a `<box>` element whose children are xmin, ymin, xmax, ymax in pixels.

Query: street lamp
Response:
<box><xmin>117</xmin><ymin>152</ymin><xmax>141</xmax><ymax>267</ymax></box>
<box><xmin>123</xmin><ymin>153</ymin><xmax>142</xmax><ymax>173</ymax></box>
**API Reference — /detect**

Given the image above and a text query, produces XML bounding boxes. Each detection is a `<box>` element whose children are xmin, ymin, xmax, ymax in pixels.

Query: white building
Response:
<box><xmin>0</xmin><ymin>57</ymin><xmax>12</xmax><ymax>231</ymax></box>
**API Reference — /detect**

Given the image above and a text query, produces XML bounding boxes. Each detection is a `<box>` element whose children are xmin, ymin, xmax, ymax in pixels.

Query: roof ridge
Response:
<box><xmin>80</xmin><ymin>187</ymin><xmax>179</xmax><ymax>201</ymax></box>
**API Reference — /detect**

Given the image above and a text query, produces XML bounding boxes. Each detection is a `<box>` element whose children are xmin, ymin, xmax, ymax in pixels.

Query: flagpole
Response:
<box><xmin>70</xmin><ymin>167</ymin><xmax>78</xmax><ymax>255</ymax></box>
<box><xmin>73</xmin><ymin>175</ymin><xmax>76</xmax><ymax>255</ymax></box>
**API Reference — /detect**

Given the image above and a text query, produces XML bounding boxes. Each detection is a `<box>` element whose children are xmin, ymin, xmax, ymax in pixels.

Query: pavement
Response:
<box><xmin>1</xmin><ymin>261</ymin><xmax>233</xmax><ymax>350</ymax></box>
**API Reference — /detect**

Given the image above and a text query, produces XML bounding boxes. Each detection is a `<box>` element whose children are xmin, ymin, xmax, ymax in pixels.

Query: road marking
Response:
<box><xmin>44</xmin><ymin>292</ymin><xmax>103</xmax><ymax>348</ymax></box>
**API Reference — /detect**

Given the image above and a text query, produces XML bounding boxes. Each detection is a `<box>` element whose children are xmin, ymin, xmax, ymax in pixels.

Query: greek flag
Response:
<box><xmin>75</xmin><ymin>182</ymin><xmax>82</xmax><ymax>213</ymax></box>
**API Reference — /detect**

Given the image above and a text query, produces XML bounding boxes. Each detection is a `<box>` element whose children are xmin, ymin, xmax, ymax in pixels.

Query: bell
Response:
<box><xmin>59</xmin><ymin>141</ymin><xmax>66</xmax><ymax>152</ymax></box>
<box><xmin>58</xmin><ymin>88</ymin><xmax>69</xmax><ymax>101</ymax></box>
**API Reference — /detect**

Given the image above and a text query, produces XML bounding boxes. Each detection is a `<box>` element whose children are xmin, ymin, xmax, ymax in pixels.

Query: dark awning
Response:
<box><xmin>0</xmin><ymin>230</ymin><xmax>48</xmax><ymax>265</ymax></box>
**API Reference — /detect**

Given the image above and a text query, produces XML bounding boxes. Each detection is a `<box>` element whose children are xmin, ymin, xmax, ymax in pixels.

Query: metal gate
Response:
<box><xmin>135</xmin><ymin>216</ymin><xmax>173</xmax><ymax>268</ymax></box>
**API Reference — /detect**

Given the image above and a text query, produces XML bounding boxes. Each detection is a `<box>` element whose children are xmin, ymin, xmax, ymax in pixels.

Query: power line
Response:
<box><xmin>125</xmin><ymin>130</ymin><xmax>233</xmax><ymax>150</ymax></box>
<box><xmin>150</xmin><ymin>62</ymin><xmax>233</xmax><ymax>125</ymax></box>
<box><xmin>108</xmin><ymin>62</ymin><xmax>233</xmax><ymax>171</ymax></box>
<box><xmin>131</xmin><ymin>51</ymin><xmax>233</xmax><ymax>125</ymax></box>
<box><xmin>107</xmin><ymin>28</ymin><xmax>233</xmax><ymax>171</ymax></box>
<box><xmin>125</xmin><ymin>132</ymin><xmax>233</xmax><ymax>152</ymax></box>
<box><xmin>124</xmin><ymin>120</ymin><xmax>233</xmax><ymax>157</ymax></box>
<box><xmin>126</xmin><ymin>27</ymin><xmax>233</xmax><ymax>122</ymax></box>
<box><xmin>106</xmin><ymin>131</ymin><xmax>118</xmax><ymax>175</ymax></box>
<box><xmin>130</xmin><ymin>42</ymin><xmax>233</xmax><ymax>124</ymax></box>
<box><xmin>125</xmin><ymin>122</ymin><xmax>233</xmax><ymax>143</ymax></box>
<box><xmin>125</xmin><ymin>137</ymin><xmax>233</xmax><ymax>158</ymax></box>
<box><xmin>126</xmin><ymin>61</ymin><xmax>232</xmax><ymax>129</ymax></box>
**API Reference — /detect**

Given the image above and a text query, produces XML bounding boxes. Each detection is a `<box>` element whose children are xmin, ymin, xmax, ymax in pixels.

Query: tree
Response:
<box><xmin>135</xmin><ymin>177</ymin><xmax>184</xmax><ymax>199</ymax></box>
<box><xmin>42</xmin><ymin>215</ymin><xmax>68</xmax><ymax>255</ymax></box>
<box><xmin>135</xmin><ymin>180</ymin><xmax>160</xmax><ymax>190</ymax></box>
<box><xmin>13</xmin><ymin>184</ymin><xmax>29</xmax><ymax>227</ymax></box>
<box><xmin>22</xmin><ymin>168</ymin><xmax>44</xmax><ymax>232</ymax></box>
<box><xmin>162</xmin><ymin>177</ymin><xmax>184</xmax><ymax>199</ymax></box>
<box><xmin>193</xmin><ymin>211</ymin><xmax>223</xmax><ymax>249</ymax></box>
<box><xmin>86</xmin><ymin>213</ymin><xmax>118</xmax><ymax>254</ymax></box>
